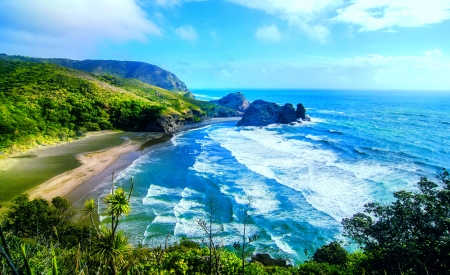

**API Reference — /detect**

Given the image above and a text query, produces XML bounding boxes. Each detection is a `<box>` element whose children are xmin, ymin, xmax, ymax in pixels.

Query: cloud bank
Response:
<box><xmin>228</xmin><ymin>0</ymin><xmax>340</xmax><ymax>42</ymax></box>
<box><xmin>0</xmin><ymin>0</ymin><xmax>160</xmax><ymax>57</ymax></box>
<box><xmin>227</xmin><ymin>0</ymin><xmax>450</xmax><ymax>41</ymax></box>
<box><xmin>175</xmin><ymin>49</ymin><xmax>450</xmax><ymax>90</ymax></box>
<box><xmin>334</xmin><ymin>0</ymin><xmax>450</xmax><ymax>31</ymax></box>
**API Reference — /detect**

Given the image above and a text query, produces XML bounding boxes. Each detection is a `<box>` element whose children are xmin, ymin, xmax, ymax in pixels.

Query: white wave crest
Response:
<box><xmin>206</xmin><ymin>127</ymin><xmax>389</xmax><ymax>222</ymax></box>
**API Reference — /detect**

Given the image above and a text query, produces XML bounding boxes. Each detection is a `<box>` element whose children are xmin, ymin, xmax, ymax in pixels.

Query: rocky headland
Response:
<box><xmin>237</xmin><ymin>100</ymin><xmax>309</xmax><ymax>127</ymax></box>
<box><xmin>210</xmin><ymin>92</ymin><xmax>250</xmax><ymax>115</ymax></box>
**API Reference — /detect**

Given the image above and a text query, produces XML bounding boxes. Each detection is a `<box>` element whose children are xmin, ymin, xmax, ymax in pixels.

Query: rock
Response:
<box><xmin>146</xmin><ymin>113</ymin><xmax>184</xmax><ymax>133</ymax></box>
<box><xmin>251</xmin><ymin>253</ymin><xmax>292</xmax><ymax>268</ymax></box>
<box><xmin>236</xmin><ymin>100</ymin><xmax>301</xmax><ymax>126</ymax></box>
<box><xmin>146</xmin><ymin>110</ymin><xmax>206</xmax><ymax>133</ymax></box>
<box><xmin>211</xmin><ymin>92</ymin><xmax>250</xmax><ymax>114</ymax></box>
<box><xmin>236</xmin><ymin>100</ymin><xmax>280</xmax><ymax>126</ymax></box>
<box><xmin>296</xmin><ymin>103</ymin><xmax>306</xmax><ymax>120</ymax></box>
<box><xmin>277</xmin><ymin>103</ymin><xmax>296</xmax><ymax>124</ymax></box>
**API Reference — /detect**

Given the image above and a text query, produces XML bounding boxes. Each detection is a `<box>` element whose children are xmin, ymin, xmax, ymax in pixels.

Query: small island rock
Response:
<box><xmin>211</xmin><ymin>92</ymin><xmax>250</xmax><ymax>114</ymax></box>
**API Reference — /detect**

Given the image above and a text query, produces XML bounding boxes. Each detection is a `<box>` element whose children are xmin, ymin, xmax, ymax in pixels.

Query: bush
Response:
<box><xmin>312</xmin><ymin>241</ymin><xmax>348</xmax><ymax>266</ymax></box>
<box><xmin>342</xmin><ymin>169</ymin><xmax>450</xmax><ymax>274</ymax></box>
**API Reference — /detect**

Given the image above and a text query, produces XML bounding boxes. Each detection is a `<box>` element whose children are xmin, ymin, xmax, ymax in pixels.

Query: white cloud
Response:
<box><xmin>155</xmin><ymin>0</ymin><xmax>208</xmax><ymax>7</ymax></box>
<box><xmin>334</xmin><ymin>50</ymin><xmax>449</xmax><ymax>69</ymax></box>
<box><xmin>0</xmin><ymin>0</ymin><xmax>160</xmax><ymax>58</ymax></box>
<box><xmin>255</xmin><ymin>25</ymin><xmax>282</xmax><ymax>42</ymax></box>
<box><xmin>227</xmin><ymin>0</ymin><xmax>343</xmax><ymax>42</ymax></box>
<box><xmin>424</xmin><ymin>49</ymin><xmax>443</xmax><ymax>57</ymax></box>
<box><xmin>227</xmin><ymin>0</ymin><xmax>450</xmax><ymax>39</ymax></box>
<box><xmin>176</xmin><ymin>25</ymin><xmax>199</xmax><ymax>42</ymax></box>
<box><xmin>155</xmin><ymin>0</ymin><xmax>182</xmax><ymax>6</ymax></box>
<box><xmin>334</xmin><ymin>0</ymin><xmax>450</xmax><ymax>31</ymax></box>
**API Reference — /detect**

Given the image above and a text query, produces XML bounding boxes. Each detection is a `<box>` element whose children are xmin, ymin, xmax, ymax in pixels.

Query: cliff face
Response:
<box><xmin>146</xmin><ymin>110</ymin><xmax>206</xmax><ymax>133</ymax></box>
<box><xmin>63</xmin><ymin>60</ymin><xmax>193</xmax><ymax>97</ymax></box>
<box><xmin>237</xmin><ymin>100</ymin><xmax>307</xmax><ymax>126</ymax></box>
<box><xmin>211</xmin><ymin>92</ymin><xmax>250</xmax><ymax>115</ymax></box>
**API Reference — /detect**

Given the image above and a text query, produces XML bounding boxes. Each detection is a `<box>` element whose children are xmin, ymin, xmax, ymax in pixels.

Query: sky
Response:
<box><xmin>0</xmin><ymin>0</ymin><xmax>449</xmax><ymax>90</ymax></box>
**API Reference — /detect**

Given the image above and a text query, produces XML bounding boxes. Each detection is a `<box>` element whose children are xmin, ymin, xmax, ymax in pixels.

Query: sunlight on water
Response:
<box><xmin>97</xmin><ymin>90</ymin><xmax>450</xmax><ymax>263</ymax></box>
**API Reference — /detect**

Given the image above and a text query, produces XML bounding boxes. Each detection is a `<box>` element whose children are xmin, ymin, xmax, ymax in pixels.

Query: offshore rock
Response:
<box><xmin>296</xmin><ymin>103</ymin><xmax>306</xmax><ymax>120</ymax></box>
<box><xmin>278</xmin><ymin>103</ymin><xmax>296</xmax><ymax>124</ymax></box>
<box><xmin>236</xmin><ymin>100</ymin><xmax>280</xmax><ymax>126</ymax></box>
<box><xmin>211</xmin><ymin>92</ymin><xmax>250</xmax><ymax>115</ymax></box>
<box><xmin>236</xmin><ymin>100</ymin><xmax>299</xmax><ymax>126</ymax></box>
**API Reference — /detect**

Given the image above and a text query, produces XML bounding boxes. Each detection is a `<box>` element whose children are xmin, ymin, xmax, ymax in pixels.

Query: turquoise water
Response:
<box><xmin>95</xmin><ymin>90</ymin><xmax>450</xmax><ymax>263</ymax></box>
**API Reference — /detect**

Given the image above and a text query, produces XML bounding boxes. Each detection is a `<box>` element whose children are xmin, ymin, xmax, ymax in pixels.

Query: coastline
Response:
<box><xmin>27</xmin><ymin>132</ymin><xmax>164</xmax><ymax>201</ymax></box>
<box><xmin>65</xmin><ymin>117</ymin><xmax>241</xmax><ymax>204</ymax></box>
<box><xmin>1</xmin><ymin>117</ymin><xmax>241</xmax><ymax>206</ymax></box>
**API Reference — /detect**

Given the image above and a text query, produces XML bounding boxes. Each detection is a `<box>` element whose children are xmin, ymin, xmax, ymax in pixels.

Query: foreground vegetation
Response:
<box><xmin>0</xmin><ymin>169</ymin><xmax>448</xmax><ymax>274</ymax></box>
<box><xmin>0</xmin><ymin>60</ymin><xmax>236</xmax><ymax>156</ymax></box>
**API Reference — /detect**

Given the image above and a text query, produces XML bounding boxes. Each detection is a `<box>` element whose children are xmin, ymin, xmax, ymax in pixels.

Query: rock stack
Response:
<box><xmin>236</xmin><ymin>100</ymin><xmax>309</xmax><ymax>126</ymax></box>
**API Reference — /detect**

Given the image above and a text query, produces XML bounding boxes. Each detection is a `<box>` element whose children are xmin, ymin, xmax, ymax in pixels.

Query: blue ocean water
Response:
<box><xmin>96</xmin><ymin>90</ymin><xmax>450</xmax><ymax>263</ymax></box>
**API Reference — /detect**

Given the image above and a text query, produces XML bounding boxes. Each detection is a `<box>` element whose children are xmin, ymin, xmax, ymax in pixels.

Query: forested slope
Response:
<box><xmin>0</xmin><ymin>54</ymin><xmax>192</xmax><ymax>97</ymax></box>
<box><xmin>0</xmin><ymin>60</ymin><xmax>236</xmax><ymax>156</ymax></box>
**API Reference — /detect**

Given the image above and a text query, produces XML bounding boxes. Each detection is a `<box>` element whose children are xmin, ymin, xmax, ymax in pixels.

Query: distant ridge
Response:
<box><xmin>0</xmin><ymin>53</ymin><xmax>193</xmax><ymax>98</ymax></box>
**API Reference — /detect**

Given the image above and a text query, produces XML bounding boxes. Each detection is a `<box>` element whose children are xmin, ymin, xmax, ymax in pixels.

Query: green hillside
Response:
<box><xmin>0</xmin><ymin>54</ymin><xmax>193</xmax><ymax>97</ymax></box>
<box><xmin>0</xmin><ymin>60</ymin><xmax>236</xmax><ymax>156</ymax></box>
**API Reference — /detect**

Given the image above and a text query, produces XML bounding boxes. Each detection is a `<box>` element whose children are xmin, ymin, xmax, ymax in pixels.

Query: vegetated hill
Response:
<box><xmin>0</xmin><ymin>53</ymin><xmax>194</xmax><ymax>98</ymax></box>
<box><xmin>0</xmin><ymin>60</ymin><xmax>238</xmax><ymax>156</ymax></box>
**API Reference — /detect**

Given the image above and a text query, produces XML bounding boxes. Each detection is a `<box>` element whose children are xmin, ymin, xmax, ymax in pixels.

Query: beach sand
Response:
<box><xmin>0</xmin><ymin>117</ymin><xmax>241</xmax><ymax>206</ymax></box>
<box><xmin>0</xmin><ymin>131</ymin><xmax>161</xmax><ymax>205</ymax></box>
<box><xmin>27</xmin><ymin>132</ymin><xmax>164</xmax><ymax>201</ymax></box>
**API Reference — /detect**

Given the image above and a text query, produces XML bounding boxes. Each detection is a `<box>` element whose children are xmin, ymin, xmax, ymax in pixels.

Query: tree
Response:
<box><xmin>197</xmin><ymin>193</ymin><xmax>224</xmax><ymax>275</ymax></box>
<box><xmin>233</xmin><ymin>197</ymin><xmax>259</xmax><ymax>275</ymax></box>
<box><xmin>5</xmin><ymin>194</ymin><xmax>58</xmax><ymax>238</ymax></box>
<box><xmin>83</xmin><ymin>198</ymin><xmax>99</xmax><ymax>235</ymax></box>
<box><xmin>342</xmin><ymin>168</ymin><xmax>450</xmax><ymax>274</ymax></box>
<box><xmin>87</xmin><ymin>175</ymin><xmax>134</xmax><ymax>275</ymax></box>
<box><xmin>312</xmin><ymin>241</ymin><xmax>347</xmax><ymax>266</ymax></box>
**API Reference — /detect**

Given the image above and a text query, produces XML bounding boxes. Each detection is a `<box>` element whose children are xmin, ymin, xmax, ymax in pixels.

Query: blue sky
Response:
<box><xmin>0</xmin><ymin>0</ymin><xmax>449</xmax><ymax>90</ymax></box>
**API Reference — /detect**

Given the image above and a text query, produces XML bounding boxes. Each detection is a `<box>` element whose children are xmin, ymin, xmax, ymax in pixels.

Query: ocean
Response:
<box><xmin>93</xmin><ymin>89</ymin><xmax>450</xmax><ymax>263</ymax></box>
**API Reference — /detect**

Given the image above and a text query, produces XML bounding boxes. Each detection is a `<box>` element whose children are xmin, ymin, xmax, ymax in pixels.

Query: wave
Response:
<box><xmin>329</xmin><ymin>129</ymin><xmax>345</xmax><ymax>135</ymax></box>
<box><xmin>305</xmin><ymin>134</ymin><xmax>337</xmax><ymax>144</ymax></box>
<box><xmin>205</xmin><ymin>127</ymin><xmax>390</xmax><ymax>222</ymax></box>
<box><xmin>359</xmin><ymin>146</ymin><xmax>417</xmax><ymax>161</ymax></box>
<box><xmin>193</xmin><ymin>94</ymin><xmax>221</xmax><ymax>100</ymax></box>
<box><xmin>442</xmin><ymin>121</ymin><xmax>450</xmax><ymax>125</ymax></box>
<box><xmin>354</xmin><ymin>148</ymin><xmax>368</xmax><ymax>155</ymax></box>
<box><xmin>390</xmin><ymin>111</ymin><xmax>428</xmax><ymax>118</ymax></box>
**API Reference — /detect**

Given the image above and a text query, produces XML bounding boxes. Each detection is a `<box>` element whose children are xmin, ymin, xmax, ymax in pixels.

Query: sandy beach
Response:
<box><xmin>27</xmin><ymin>132</ymin><xmax>163</xmax><ymax>201</ymax></box>
<box><xmin>0</xmin><ymin>117</ymin><xmax>241</xmax><ymax>205</ymax></box>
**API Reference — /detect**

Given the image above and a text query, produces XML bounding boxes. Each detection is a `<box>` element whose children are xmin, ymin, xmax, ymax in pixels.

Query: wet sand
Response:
<box><xmin>0</xmin><ymin>117</ymin><xmax>241</xmax><ymax>206</ymax></box>
<box><xmin>0</xmin><ymin>132</ymin><xmax>162</xmax><ymax>206</ymax></box>
<box><xmin>66</xmin><ymin>118</ymin><xmax>241</xmax><ymax>204</ymax></box>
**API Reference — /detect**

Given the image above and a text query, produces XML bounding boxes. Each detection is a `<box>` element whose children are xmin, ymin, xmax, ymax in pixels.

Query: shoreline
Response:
<box><xmin>2</xmin><ymin>117</ymin><xmax>241</xmax><ymax>205</ymax></box>
<box><xmin>65</xmin><ymin>117</ymin><xmax>241</xmax><ymax>204</ymax></box>
<box><xmin>27</xmin><ymin>132</ymin><xmax>164</xmax><ymax>201</ymax></box>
